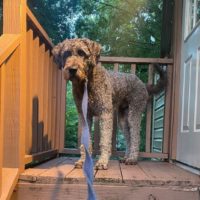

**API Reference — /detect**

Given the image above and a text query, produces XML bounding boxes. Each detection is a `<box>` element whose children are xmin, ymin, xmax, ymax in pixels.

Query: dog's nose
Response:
<box><xmin>69</xmin><ymin>68</ymin><xmax>77</xmax><ymax>76</ymax></box>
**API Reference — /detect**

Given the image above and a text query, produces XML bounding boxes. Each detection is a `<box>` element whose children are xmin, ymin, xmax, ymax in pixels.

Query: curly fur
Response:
<box><xmin>52</xmin><ymin>38</ymin><xmax>167</xmax><ymax>170</ymax></box>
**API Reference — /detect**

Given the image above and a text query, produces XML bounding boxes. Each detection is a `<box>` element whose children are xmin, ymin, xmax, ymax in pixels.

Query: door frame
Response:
<box><xmin>169</xmin><ymin>0</ymin><xmax>183</xmax><ymax>160</ymax></box>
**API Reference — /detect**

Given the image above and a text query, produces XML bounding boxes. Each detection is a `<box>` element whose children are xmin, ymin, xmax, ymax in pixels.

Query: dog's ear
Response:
<box><xmin>52</xmin><ymin>42</ymin><xmax>64</xmax><ymax>69</ymax></box>
<box><xmin>89</xmin><ymin>41</ymin><xmax>101</xmax><ymax>66</ymax></box>
<box><xmin>81</xmin><ymin>39</ymin><xmax>101</xmax><ymax>66</ymax></box>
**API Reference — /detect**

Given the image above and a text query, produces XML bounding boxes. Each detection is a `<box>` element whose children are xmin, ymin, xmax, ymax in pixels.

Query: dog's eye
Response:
<box><xmin>77</xmin><ymin>49</ymin><xmax>87</xmax><ymax>57</ymax></box>
<box><xmin>63</xmin><ymin>51</ymin><xmax>72</xmax><ymax>60</ymax></box>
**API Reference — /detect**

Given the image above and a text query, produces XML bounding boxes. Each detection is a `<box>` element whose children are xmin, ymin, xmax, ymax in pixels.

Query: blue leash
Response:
<box><xmin>81</xmin><ymin>81</ymin><xmax>97</xmax><ymax>200</ymax></box>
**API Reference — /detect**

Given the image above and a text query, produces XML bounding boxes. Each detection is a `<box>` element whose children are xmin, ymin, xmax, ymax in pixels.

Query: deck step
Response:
<box><xmin>11</xmin><ymin>157</ymin><xmax>200</xmax><ymax>200</ymax></box>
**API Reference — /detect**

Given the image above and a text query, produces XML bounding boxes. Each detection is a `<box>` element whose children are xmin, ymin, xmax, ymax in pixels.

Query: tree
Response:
<box><xmin>28</xmin><ymin>0</ymin><xmax>163</xmax><ymax>57</ymax></box>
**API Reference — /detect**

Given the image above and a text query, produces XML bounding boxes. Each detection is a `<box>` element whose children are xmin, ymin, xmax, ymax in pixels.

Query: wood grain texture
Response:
<box><xmin>145</xmin><ymin>64</ymin><xmax>153</xmax><ymax>153</ymax></box>
<box><xmin>31</xmin><ymin>36</ymin><xmax>40</xmax><ymax>153</ymax></box>
<box><xmin>0</xmin><ymin>34</ymin><xmax>21</xmax><ymax>65</ymax></box>
<box><xmin>99</xmin><ymin>56</ymin><xmax>173</xmax><ymax>64</ymax></box>
<box><xmin>131</xmin><ymin>63</ymin><xmax>136</xmax><ymax>74</ymax></box>
<box><xmin>43</xmin><ymin>50</ymin><xmax>50</xmax><ymax>151</ymax></box>
<box><xmin>51</xmin><ymin>63</ymin><xmax>58</xmax><ymax>149</ymax></box>
<box><xmin>2</xmin><ymin>48</ymin><xmax>20</xmax><ymax>168</ymax></box>
<box><xmin>163</xmin><ymin>64</ymin><xmax>173</xmax><ymax>154</ymax></box>
<box><xmin>55</xmin><ymin>70</ymin><xmax>62</xmax><ymax>149</ymax></box>
<box><xmin>95</xmin><ymin>160</ymin><xmax>122</xmax><ymax>183</ymax></box>
<box><xmin>59</xmin><ymin>74</ymin><xmax>66</xmax><ymax>152</ymax></box>
<box><xmin>47</xmin><ymin>57</ymin><xmax>53</xmax><ymax>150</ymax></box>
<box><xmin>24</xmin><ymin>149</ymin><xmax>58</xmax><ymax>165</ymax></box>
<box><xmin>12</xmin><ymin>182</ymin><xmax>200</xmax><ymax>200</ymax></box>
<box><xmin>37</xmin><ymin>44</ymin><xmax>45</xmax><ymax>152</ymax></box>
<box><xmin>25</xmin><ymin>29</ymin><xmax>33</xmax><ymax>154</ymax></box>
<box><xmin>19</xmin><ymin>158</ymin><xmax>200</xmax><ymax>186</ymax></box>
<box><xmin>13</xmin><ymin>157</ymin><xmax>200</xmax><ymax>200</ymax></box>
<box><xmin>2</xmin><ymin>168</ymin><xmax>19</xmax><ymax>200</ymax></box>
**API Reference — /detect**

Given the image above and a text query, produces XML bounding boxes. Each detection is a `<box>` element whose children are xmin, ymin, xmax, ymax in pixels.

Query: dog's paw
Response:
<box><xmin>74</xmin><ymin>160</ymin><xmax>84</xmax><ymax>169</ymax></box>
<box><xmin>95</xmin><ymin>160</ymin><xmax>108</xmax><ymax>170</ymax></box>
<box><xmin>125</xmin><ymin>158</ymin><xmax>137</xmax><ymax>165</ymax></box>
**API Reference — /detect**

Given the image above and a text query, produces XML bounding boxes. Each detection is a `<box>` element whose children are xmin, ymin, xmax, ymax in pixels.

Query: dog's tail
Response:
<box><xmin>146</xmin><ymin>64</ymin><xmax>167</xmax><ymax>96</ymax></box>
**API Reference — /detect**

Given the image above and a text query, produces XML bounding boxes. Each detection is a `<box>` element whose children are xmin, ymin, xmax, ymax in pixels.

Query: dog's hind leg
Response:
<box><xmin>118</xmin><ymin>108</ymin><xmax>130</xmax><ymax>162</ymax></box>
<box><xmin>125</xmin><ymin>106</ymin><xmax>143</xmax><ymax>165</ymax></box>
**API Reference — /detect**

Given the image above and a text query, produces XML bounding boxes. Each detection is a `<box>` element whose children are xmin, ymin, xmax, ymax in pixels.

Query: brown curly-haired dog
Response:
<box><xmin>52</xmin><ymin>38</ymin><xmax>167</xmax><ymax>170</ymax></box>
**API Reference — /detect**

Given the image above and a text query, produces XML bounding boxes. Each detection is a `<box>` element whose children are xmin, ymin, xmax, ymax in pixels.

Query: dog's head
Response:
<box><xmin>52</xmin><ymin>38</ymin><xmax>101</xmax><ymax>81</ymax></box>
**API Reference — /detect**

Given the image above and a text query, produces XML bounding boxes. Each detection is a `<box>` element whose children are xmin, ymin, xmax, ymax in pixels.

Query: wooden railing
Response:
<box><xmin>0</xmin><ymin>1</ymin><xmax>66</xmax><ymax>199</ymax></box>
<box><xmin>63</xmin><ymin>57</ymin><xmax>173</xmax><ymax>160</ymax></box>
<box><xmin>24</xmin><ymin>6</ymin><xmax>66</xmax><ymax>164</ymax></box>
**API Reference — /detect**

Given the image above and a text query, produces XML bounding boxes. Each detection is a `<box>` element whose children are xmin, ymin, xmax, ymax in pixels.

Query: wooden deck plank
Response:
<box><xmin>2</xmin><ymin>168</ymin><xmax>19</xmax><ymax>200</ymax></box>
<box><xmin>65</xmin><ymin>168</ymin><xmax>86</xmax><ymax>183</ymax></box>
<box><xmin>95</xmin><ymin>160</ymin><xmax>122</xmax><ymax>183</ymax></box>
<box><xmin>120</xmin><ymin>162</ymin><xmax>148</xmax><ymax>184</ymax></box>
<box><xmin>12</xmin><ymin>183</ymin><xmax>200</xmax><ymax>200</ymax></box>
<box><xmin>20</xmin><ymin>157</ymin><xmax>67</xmax><ymax>178</ymax></box>
<box><xmin>40</xmin><ymin>158</ymin><xmax>75</xmax><ymax>178</ymax></box>
<box><xmin>138</xmin><ymin>161</ymin><xmax>200</xmax><ymax>186</ymax></box>
<box><xmin>19</xmin><ymin>157</ymin><xmax>200</xmax><ymax>187</ymax></box>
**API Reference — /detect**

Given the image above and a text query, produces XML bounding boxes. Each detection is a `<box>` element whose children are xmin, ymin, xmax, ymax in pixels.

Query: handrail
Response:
<box><xmin>26</xmin><ymin>6</ymin><xmax>54</xmax><ymax>49</ymax></box>
<box><xmin>99</xmin><ymin>56</ymin><xmax>173</xmax><ymax>64</ymax></box>
<box><xmin>0</xmin><ymin>34</ymin><xmax>21</xmax><ymax>65</ymax></box>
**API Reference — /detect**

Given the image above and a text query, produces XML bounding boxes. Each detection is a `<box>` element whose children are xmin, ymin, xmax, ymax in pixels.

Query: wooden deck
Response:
<box><xmin>11</xmin><ymin>156</ymin><xmax>200</xmax><ymax>200</ymax></box>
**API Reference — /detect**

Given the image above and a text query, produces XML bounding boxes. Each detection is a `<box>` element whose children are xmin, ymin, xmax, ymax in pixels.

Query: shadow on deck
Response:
<box><xmin>11</xmin><ymin>157</ymin><xmax>200</xmax><ymax>200</ymax></box>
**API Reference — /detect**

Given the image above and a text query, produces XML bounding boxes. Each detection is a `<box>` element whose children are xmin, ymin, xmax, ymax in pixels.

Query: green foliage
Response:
<box><xmin>65</xmin><ymin>82</ymin><xmax>78</xmax><ymax>148</ymax></box>
<box><xmin>28</xmin><ymin>0</ymin><xmax>163</xmax><ymax>57</ymax></box>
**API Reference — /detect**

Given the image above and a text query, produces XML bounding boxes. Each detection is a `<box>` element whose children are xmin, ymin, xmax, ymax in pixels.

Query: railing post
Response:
<box><xmin>146</xmin><ymin>64</ymin><xmax>153</xmax><ymax>152</ymax></box>
<box><xmin>163</xmin><ymin>64</ymin><xmax>173</xmax><ymax>156</ymax></box>
<box><xmin>3</xmin><ymin>0</ymin><xmax>27</xmax><ymax>172</ymax></box>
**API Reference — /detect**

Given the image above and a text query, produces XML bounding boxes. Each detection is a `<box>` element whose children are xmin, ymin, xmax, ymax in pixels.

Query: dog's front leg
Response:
<box><xmin>75</xmin><ymin>114</ymin><xmax>93</xmax><ymax>169</ymax></box>
<box><xmin>95</xmin><ymin>112</ymin><xmax>113</xmax><ymax>170</ymax></box>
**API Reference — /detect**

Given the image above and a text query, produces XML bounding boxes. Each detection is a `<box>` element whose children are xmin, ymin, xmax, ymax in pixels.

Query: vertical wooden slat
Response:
<box><xmin>19</xmin><ymin>0</ymin><xmax>27</xmax><ymax>172</ymax></box>
<box><xmin>0</xmin><ymin>64</ymin><xmax>5</xmax><ymax>196</ymax></box>
<box><xmin>145</xmin><ymin>64</ymin><xmax>153</xmax><ymax>153</ymax></box>
<box><xmin>51</xmin><ymin>63</ymin><xmax>57</xmax><ymax>149</ymax></box>
<box><xmin>25</xmin><ymin>29</ymin><xmax>33</xmax><ymax>154</ymax></box>
<box><xmin>59</xmin><ymin>73</ymin><xmax>66</xmax><ymax>152</ymax></box>
<box><xmin>37</xmin><ymin>43</ymin><xmax>45</xmax><ymax>152</ymax></box>
<box><xmin>55</xmin><ymin>70</ymin><xmax>62</xmax><ymax>149</ymax></box>
<box><xmin>131</xmin><ymin>64</ymin><xmax>136</xmax><ymax>74</ymax></box>
<box><xmin>3</xmin><ymin>0</ymin><xmax>27</xmax><ymax>173</ymax></box>
<box><xmin>47</xmin><ymin>57</ymin><xmax>53</xmax><ymax>149</ymax></box>
<box><xmin>114</xmin><ymin>63</ymin><xmax>119</xmax><ymax>71</ymax></box>
<box><xmin>2</xmin><ymin>48</ymin><xmax>20</xmax><ymax>167</ymax></box>
<box><xmin>163</xmin><ymin>65</ymin><xmax>172</xmax><ymax>155</ymax></box>
<box><xmin>3</xmin><ymin>0</ymin><xmax>20</xmax><ymax>34</ymax></box>
<box><xmin>43</xmin><ymin>50</ymin><xmax>50</xmax><ymax>151</ymax></box>
<box><xmin>4</xmin><ymin>0</ymin><xmax>27</xmax><ymax>171</ymax></box>
<box><xmin>32</xmin><ymin>36</ymin><xmax>39</xmax><ymax>153</ymax></box>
